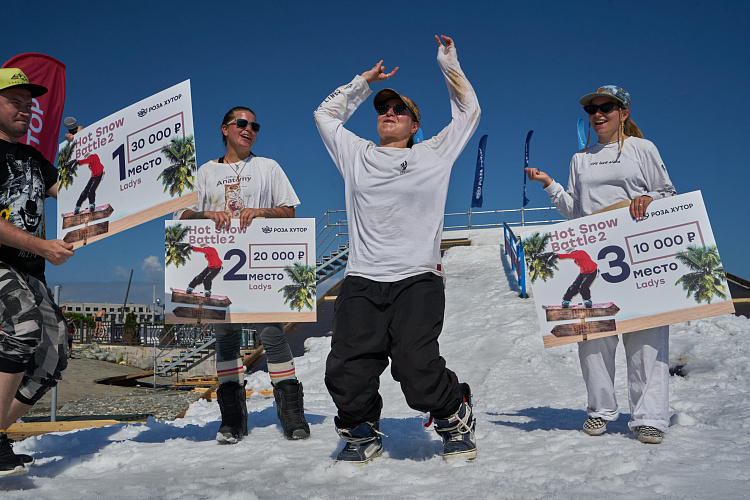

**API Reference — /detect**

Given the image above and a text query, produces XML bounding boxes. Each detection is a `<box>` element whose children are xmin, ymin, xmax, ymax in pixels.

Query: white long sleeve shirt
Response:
<box><xmin>314</xmin><ymin>44</ymin><xmax>480</xmax><ymax>281</ymax></box>
<box><xmin>545</xmin><ymin>137</ymin><xmax>676</xmax><ymax>219</ymax></box>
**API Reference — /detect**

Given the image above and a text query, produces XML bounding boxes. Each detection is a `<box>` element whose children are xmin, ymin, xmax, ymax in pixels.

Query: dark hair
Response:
<box><xmin>221</xmin><ymin>106</ymin><xmax>256</xmax><ymax>146</ymax></box>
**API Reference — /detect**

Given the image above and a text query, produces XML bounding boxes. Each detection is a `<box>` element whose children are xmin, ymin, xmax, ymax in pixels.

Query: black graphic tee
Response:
<box><xmin>0</xmin><ymin>139</ymin><xmax>58</xmax><ymax>280</ymax></box>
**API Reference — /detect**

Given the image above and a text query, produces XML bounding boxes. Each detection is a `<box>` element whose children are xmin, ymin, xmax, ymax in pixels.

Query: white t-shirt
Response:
<box><xmin>314</xmin><ymin>44</ymin><xmax>480</xmax><ymax>282</ymax></box>
<box><xmin>545</xmin><ymin>137</ymin><xmax>676</xmax><ymax>219</ymax></box>
<box><xmin>173</xmin><ymin>154</ymin><xmax>299</xmax><ymax>219</ymax></box>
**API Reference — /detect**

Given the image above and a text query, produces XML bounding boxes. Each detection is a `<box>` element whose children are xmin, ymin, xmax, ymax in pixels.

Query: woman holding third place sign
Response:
<box><xmin>525</xmin><ymin>85</ymin><xmax>676</xmax><ymax>444</ymax></box>
<box><xmin>174</xmin><ymin>106</ymin><xmax>310</xmax><ymax>443</ymax></box>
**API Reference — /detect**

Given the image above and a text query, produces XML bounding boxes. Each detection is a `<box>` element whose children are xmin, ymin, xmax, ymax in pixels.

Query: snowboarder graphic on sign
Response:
<box><xmin>186</xmin><ymin>246</ymin><xmax>222</xmax><ymax>297</ymax></box>
<box><xmin>73</xmin><ymin>153</ymin><xmax>104</xmax><ymax>214</ymax></box>
<box><xmin>557</xmin><ymin>250</ymin><xmax>598</xmax><ymax>308</ymax></box>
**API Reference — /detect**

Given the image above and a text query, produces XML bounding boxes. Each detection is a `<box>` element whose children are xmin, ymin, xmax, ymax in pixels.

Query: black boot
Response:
<box><xmin>273</xmin><ymin>379</ymin><xmax>311</xmax><ymax>440</ymax></box>
<box><xmin>216</xmin><ymin>381</ymin><xmax>248</xmax><ymax>444</ymax></box>
<box><xmin>0</xmin><ymin>432</ymin><xmax>27</xmax><ymax>477</ymax></box>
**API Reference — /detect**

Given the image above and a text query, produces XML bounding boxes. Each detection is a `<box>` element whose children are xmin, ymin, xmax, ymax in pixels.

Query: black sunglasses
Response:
<box><xmin>375</xmin><ymin>104</ymin><xmax>412</xmax><ymax>117</ymax></box>
<box><xmin>583</xmin><ymin>102</ymin><xmax>621</xmax><ymax>115</ymax></box>
<box><xmin>226</xmin><ymin>118</ymin><xmax>260</xmax><ymax>132</ymax></box>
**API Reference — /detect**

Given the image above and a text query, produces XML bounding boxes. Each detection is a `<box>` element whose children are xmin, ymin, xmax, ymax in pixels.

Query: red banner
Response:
<box><xmin>2</xmin><ymin>53</ymin><xmax>66</xmax><ymax>164</ymax></box>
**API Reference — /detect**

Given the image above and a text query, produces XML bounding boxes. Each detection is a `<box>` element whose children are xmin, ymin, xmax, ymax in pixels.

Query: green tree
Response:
<box><xmin>56</xmin><ymin>140</ymin><xmax>78</xmax><ymax>190</ymax></box>
<box><xmin>158</xmin><ymin>135</ymin><xmax>197</xmax><ymax>196</ymax></box>
<box><xmin>165</xmin><ymin>223</ymin><xmax>192</xmax><ymax>268</ymax></box>
<box><xmin>123</xmin><ymin>311</ymin><xmax>139</xmax><ymax>343</ymax></box>
<box><xmin>278</xmin><ymin>263</ymin><xmax>317</xmax><ymax>312</ymax></box>
<box><xmin>674</xmin><ymin>244</ymin><xmax>728</xmax><ymax>304</ymax></box>
<box><xmin>522</xmin><ymin>232</ymin><xmax>559</xmax><ymax>283</ymax></box>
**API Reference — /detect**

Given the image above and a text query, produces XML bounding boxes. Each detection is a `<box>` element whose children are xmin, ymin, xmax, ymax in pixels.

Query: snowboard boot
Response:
<box><xmin>186</xmin><ymin>287</ymin><xmax>194</xmax><ymax>294</ymax></box>
<box><xmin>584</xmin><ymin>300</ymin><xmax>593</xmax><ymax>308</ymax></box>
<box><xmin>0</xmin><ymin>432</ymin><xmax>27</xmax><ymax>477</ymax></box>
<box><xmin>272</xmin><ymin>379</ymin><xmax>310</xmax><ymax>440</ymax></box>
<box><xmin>73</xmin><ymin>206</ymin><xmax>81</xmax><ymax>215</ymax></box>
<box><xmin>216</xmin><ymin>381</ymin><xmax>248</xmax><ymax>444</ymax></box>
<box><xmin>205</xmin><ymin>290</ymin><xmax>212</xmax><ymax>298</ymax></box>
<box><xmin>562</xmin><ymin>300</ymin><xmax>570</xmax><ymax>308</ymax></box>
<box><xmin>335</xmin><ymin>420</ymin><xmax>383</xmax><ymax>464</ymax></box>
<box><xmin>89</xmin><ymin>204</ymin><xmax>96</xmax><ymax>212</ymax></box>
<box><xmin>433</xmin><ymin>383</ymin><xmax>477</xmax><ymax>460</ymax></box>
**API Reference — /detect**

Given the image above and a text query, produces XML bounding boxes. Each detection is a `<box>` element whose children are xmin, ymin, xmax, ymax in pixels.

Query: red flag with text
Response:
<box><xmin>2</xmin><ymin>53</ymin><xmax>66</xmax><ymax>164</ymax></box>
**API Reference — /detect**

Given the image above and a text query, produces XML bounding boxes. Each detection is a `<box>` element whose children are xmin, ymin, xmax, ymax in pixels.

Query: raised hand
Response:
<box><xmin>361</xmin><ymin>60</ymin><xmax>399</xmax><ymax>85</ymax></box>
<box><xmin>435</xmin><ymin>35</ymin><xmax>455</xmax><ymax>49</ymax></box>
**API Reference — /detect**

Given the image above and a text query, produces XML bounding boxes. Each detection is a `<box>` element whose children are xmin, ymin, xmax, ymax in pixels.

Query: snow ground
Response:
<box><xmin>4</xmin><ymin>232</ymin><xmax>750</xmax><ymax>499</ymax></box>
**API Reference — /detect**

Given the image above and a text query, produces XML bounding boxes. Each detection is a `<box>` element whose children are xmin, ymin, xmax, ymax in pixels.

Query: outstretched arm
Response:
<box><xmin>422</xmin><ymin>34</ymin><xmax>480</xmax><ymax>163</ymax></box>
<box><xmin>525</xmin><ymin>168</ymin><xmax>553</xmax><ymax>188</ymax></box>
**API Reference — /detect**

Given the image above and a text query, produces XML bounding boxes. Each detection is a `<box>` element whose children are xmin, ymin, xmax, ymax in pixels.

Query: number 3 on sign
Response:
<box><xmin>598</xmin><ymin>245</ymin><xmax>630</xmax><ymax>284</ymax></box>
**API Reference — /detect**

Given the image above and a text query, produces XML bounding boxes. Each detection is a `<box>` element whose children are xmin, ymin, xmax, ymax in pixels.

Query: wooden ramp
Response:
<box><xmin>441</xmin><ymin>238</ymin><xmax>471</xmax><ymax>255</ymax></box>
<box><xmin>7</xmin><ymin>415</ymin><xmax>148</xmax><ymax>440</ymax></box>
<box><xmin>95</xmin><ymin>369</ymin><xmax>155</xmax><ymax>386</ymax></box>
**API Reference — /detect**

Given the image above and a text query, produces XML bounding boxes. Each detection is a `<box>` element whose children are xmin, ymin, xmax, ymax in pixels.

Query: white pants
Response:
<box><xmin>578</xmin><ymin>325</ymin><xmax>670</xmax><ymax>432</ymax></box>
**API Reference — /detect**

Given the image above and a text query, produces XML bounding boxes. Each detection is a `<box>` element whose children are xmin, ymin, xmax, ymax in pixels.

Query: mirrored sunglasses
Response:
<box><xmin>583</xmin><ymin>102</ymin><xmax>621</xmax><ymax>115</ymax></box>
<box><xmin>375</xmin><ymin>104</ymin><xmax>411</xmax><ymax>116</ymax></box>
<box><xmin>227</xmin><ymin>118</ymin><xmax>260</xmax><ymax>132</ymax></box>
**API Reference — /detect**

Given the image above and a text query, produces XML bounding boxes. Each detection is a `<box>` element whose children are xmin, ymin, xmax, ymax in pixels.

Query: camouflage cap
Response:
<box><xmin>579</xmin><ymin>85</ymin><xmax>630</xmax><ymax>109</ymax></box>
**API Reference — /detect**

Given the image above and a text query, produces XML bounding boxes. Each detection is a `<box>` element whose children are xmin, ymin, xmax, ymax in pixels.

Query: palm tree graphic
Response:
<box><xmin>522</xmin><ymin>232</ymin><xmax>559</xmax><ymax>284</ymax></box>
<box><xmin>165</xmin><ymin>223</ymin><xmax>193</xmax><ymax>268</ymax></box>
<box><xmin>278</xmin><ymin>263</ymin><xmax>316</xmax><ymax>312</ymax></box>
<box><xmin>158</xmin><ymin>135</ymin><xmax>197</xmax><ymax>196</ymax></box>
<box><xmin>674</xmin><ymin>244</ymin><xmax>728</xmax><ymax>304</ymax></box>
<box><xmin>56</xmin><ymin>140</ymin><xmax>78</xmax><ymax>190</ymax></box>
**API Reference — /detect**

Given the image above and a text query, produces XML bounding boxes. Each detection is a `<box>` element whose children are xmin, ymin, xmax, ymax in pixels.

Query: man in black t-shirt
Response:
<box><xmin>0</xmin><ymin>68</ymin><xmax>74</xmax><ymax>477</ymax></box>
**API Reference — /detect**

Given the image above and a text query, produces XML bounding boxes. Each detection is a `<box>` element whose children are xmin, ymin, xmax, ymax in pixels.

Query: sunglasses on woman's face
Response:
<box><xmin>583</xmin><ymin>102</ymin><xmax>621</xmax><ymax>115</ymax></box>
<box><xmin>227</xmin><ymin>118</ymin><xmax>261</xmax><ymax>132</ymax></box>
<box><xmin>375</xmin><ymin>104</ymin><xmax>411</xmax><ymax>116</ymax></box>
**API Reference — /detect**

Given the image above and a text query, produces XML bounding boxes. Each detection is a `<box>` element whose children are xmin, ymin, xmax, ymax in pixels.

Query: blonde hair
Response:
<box><xmin>623</xmin><ymin>117</ymin><xmax>643</xmax><ymax>138</ymax></box>
<box><xmin>584</xmin><ymin>110</ymin><xmax>644</xmax><ymax>153</ymax></box>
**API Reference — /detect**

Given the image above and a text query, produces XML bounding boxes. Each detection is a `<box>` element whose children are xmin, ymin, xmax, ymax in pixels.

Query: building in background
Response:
<box><xmin>60</xmin><ymin>302</ymin><xmax>160</xmax><ymax>323</ymax></box>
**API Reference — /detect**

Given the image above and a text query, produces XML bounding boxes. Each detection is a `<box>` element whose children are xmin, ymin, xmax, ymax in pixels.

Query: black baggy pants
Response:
<box><xmin>325</xmin><ymin>273</ymin><xmax>461</xmax><ymax>427</ymax></box>
<box><xmin>563</xmin><ymin>270</ymin><xmax>597</xmax><ymax>302</ymax></box>
<box><xmin>189</xmin><ymin>266</ymin><xmax>222</xmax><ymax>291</ymax></box>
<box><xmin>76</xmin><ymin>174</ymin><xmax>103</xmax><ymax>207</ymax></box>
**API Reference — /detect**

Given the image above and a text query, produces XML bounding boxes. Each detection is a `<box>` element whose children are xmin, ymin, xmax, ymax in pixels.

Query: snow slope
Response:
<box><xmin>4</xmin><ymin>233</ymin><xmax>750</xmax><ymax>499</ymax></box>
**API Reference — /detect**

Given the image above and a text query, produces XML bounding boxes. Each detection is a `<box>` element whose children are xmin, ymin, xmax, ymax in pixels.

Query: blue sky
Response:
<box><xmin>6</xmin><ymin>0</ymin><xmax>749</xmax><ymax>305</ymax></box>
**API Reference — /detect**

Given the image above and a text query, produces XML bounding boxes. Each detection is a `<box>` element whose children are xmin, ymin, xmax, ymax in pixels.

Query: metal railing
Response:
<box><xmin>313</xmin><ymin>206</ymin><xmax>563</xmax><ymax>285</ymax></box>
<box><xmin>504</xmin><ymin>223</ymin><xmax>527</xmax><ymax>298</ymax></box>
<box><xmin>70</xmin><ymin>319</ymin><xmax>165</xmax><ymax>346</ymax></box>
<box><xmin>316</xmin><ymin>209</ymin><xmax>348</xmax><ymax>260</ymax></box>
<box><xmin>153</xmin><ymin>323</ymin><xmax>215</xmax><ymax>378</ymax></box>
<box><xmin>444</xmin><ymin>206</ymin><xmax>564</xmax><ymax>230</ymax></box>
<box><xmin>315</xmin><ymin>210</ymin><xmax>350</xmax><ymax>285</ymax></box>
<box><xmin>152</xmin><ymin>324</ymin><xmax>260</xmax><ymax>380</ymax></box>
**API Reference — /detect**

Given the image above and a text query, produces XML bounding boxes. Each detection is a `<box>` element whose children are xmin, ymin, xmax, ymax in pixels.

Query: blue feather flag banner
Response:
<box><xmin>413</xmin><ymin>128</ymin><xmax>424</xmax><ymax>144</ymax></box>
<box><xmin>471</xmin><ymin>134</ymin><xmax>488</xmax><ymax>208</ymax></box>
<box><xmin>522</xmin><ymin>130</ymin><xmax>533</xmax><ymax>207</ymax></box>
<box><xmin>577</xmin><ymin>118</ymin><xmax>586</xmax><ymax>150</ymax></box>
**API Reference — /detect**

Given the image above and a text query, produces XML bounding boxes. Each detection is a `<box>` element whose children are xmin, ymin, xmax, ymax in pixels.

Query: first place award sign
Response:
<box><xmin>164</xmin><ymin>219</ymin><xmax>317</xmax><ymax>324</ymax></box>
<box><xmin>56</xmin><ymin>80</ymin><xmax>197</xmax><ymax>248</ymax></box>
